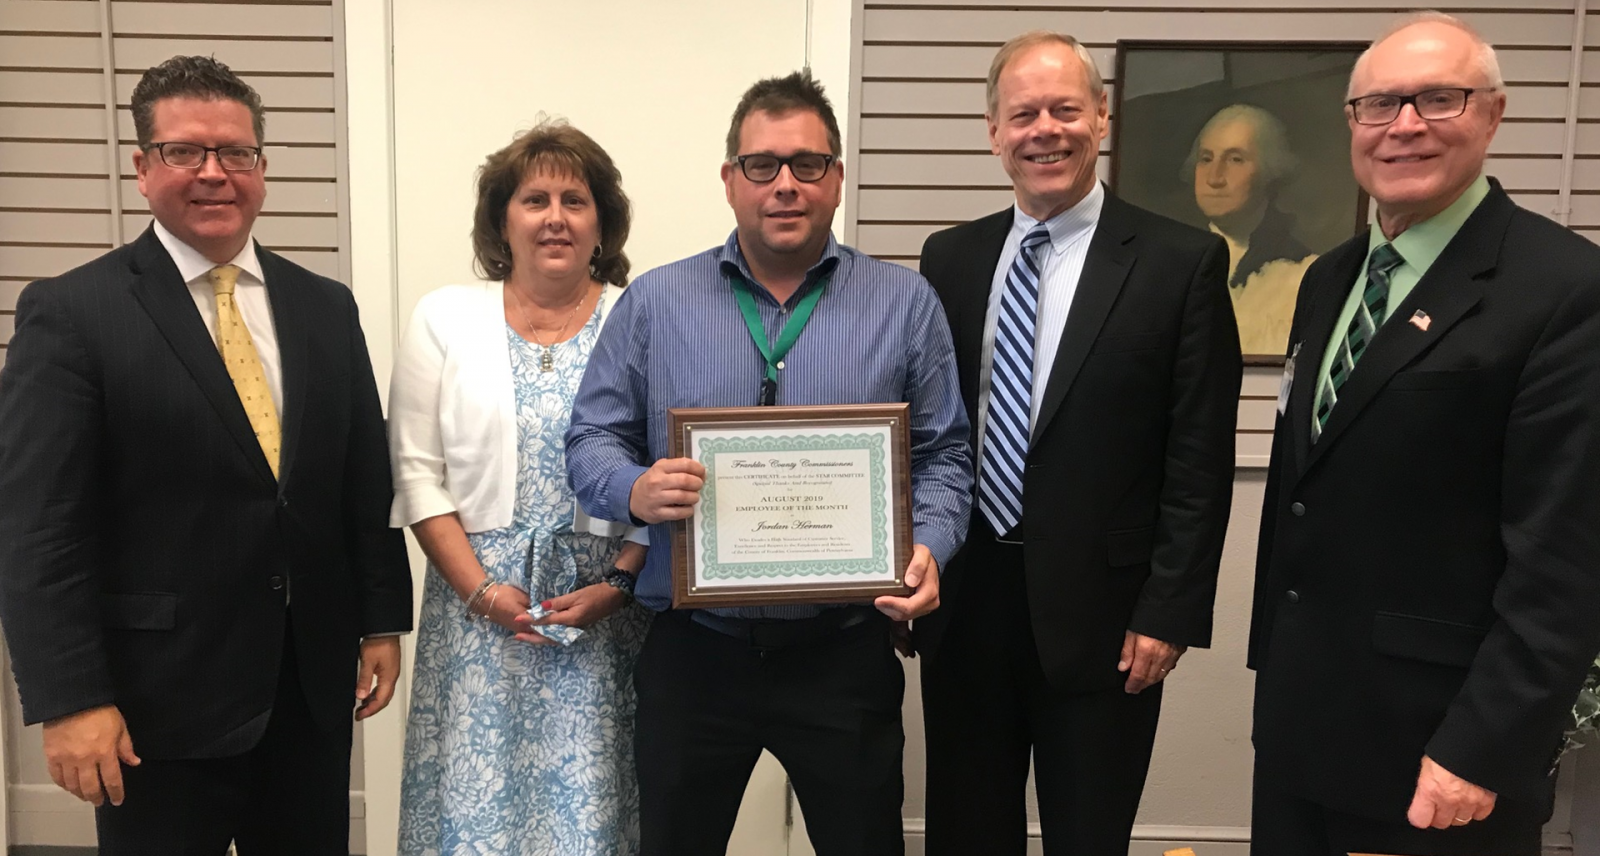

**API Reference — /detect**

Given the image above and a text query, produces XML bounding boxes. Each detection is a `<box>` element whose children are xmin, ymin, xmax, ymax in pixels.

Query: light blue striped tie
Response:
<box><xmin>979</xmin><ymin>222</ymin><xmax>1052</xmax><ymax>537</ymax></box>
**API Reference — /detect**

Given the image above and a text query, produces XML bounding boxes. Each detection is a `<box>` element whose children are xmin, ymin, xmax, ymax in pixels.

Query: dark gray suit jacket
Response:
<box><xmin>0</xmin><ymin>225</ymin><xmax>412</xmax><ymax>758</ymax></box>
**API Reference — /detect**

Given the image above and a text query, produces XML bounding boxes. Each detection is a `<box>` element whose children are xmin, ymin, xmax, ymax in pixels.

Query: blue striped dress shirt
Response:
<box><xmin>566</xmin><ymin>230</ymin><xmax>974</xmax><ymax>617</ymax></box>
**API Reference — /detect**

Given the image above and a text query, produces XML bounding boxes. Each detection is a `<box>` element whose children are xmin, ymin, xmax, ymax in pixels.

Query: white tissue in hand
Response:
<box><xmin>524</xmin><ymin>602</ymin><xmax>585</xmax><ymax>646</ymax></box>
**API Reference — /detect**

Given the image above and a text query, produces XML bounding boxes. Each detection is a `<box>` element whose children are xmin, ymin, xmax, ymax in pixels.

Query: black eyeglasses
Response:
<box><xmin>1345</xmin><ymin>88</ymin><xmax>1492</xmax><ymax>126</ymax></box>
<box><xmin>145</xmin><ymin>141</ymin><xmax>262</xmax><ymax>171</ymax></box>
<box><xmin>735</xmin><ymin>153</ymin><xmax>836</xmax><ymax>183</ymax></box>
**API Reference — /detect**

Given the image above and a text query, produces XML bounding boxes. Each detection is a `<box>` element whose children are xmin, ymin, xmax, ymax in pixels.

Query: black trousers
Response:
<box><xmin>95</xmin><ymin>629</ymin><xmax>354</xmax><ymax>855</ymax></box>
<box><xmin>1250</xmin><ymin>756</ymin><xmax>1543</xmax><ymax>856</ymax></box>
<box><xmin>633</xmin><ymin>608</ymin><xmax>906</xmax><ymax>856</ymax></box>
<box><xmin>921</xmin><ymin>537</ymin><xmax>1163</xmax><ymax>856</ymax></box>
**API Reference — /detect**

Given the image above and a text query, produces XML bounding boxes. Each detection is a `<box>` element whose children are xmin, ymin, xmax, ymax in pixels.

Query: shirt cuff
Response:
<box><xmin>363</xmin><ymin>631</ymin><xmax>410</xmax><ymax>639</ymax></box>
<box><xmin>605</xmin><ymin>464</ymin><xmax>650</xmax><ymax>526</ymax></box>
<box><xmin>915</xmin><ymin>527</ymin><xmax>959</xmax><ymax>571</ymax></box>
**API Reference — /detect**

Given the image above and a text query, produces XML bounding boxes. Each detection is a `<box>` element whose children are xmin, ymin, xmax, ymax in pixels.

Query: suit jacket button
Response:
<box><xmin>1286</xmin><ymin>590</ymin><xmax>1301</xmax><ymax>604</ymax></box>
<box><xmin>1290</xmin><ymin>502</ymin><xmax>1306</xmax><ymax>516</ymax></box>
<box><xmin>278</xmin><ymin>496</ymin><xmax>289</xmax><ymax>509</ymax></box>
<box><xmin>269</xmin><ymin>575</ymin><xmax>284</xmax><ymax>591</ymax></box>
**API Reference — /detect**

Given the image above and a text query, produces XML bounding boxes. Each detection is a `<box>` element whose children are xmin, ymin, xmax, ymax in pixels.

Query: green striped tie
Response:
<box><xmin>1314</xmin><ymin>242</ymin><xmax>1404</xmax><ymax>440</ymax></box>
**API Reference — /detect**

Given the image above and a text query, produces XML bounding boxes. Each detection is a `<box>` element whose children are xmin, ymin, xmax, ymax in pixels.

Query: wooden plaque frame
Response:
<box><xmin>667</xmin><ymin>403</ymin><xmax>914</xmax><ymax>609</ymax></box>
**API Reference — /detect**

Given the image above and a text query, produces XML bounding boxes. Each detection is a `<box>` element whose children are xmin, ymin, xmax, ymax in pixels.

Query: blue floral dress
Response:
<box><xmin>398</xmin><ymin>304</ymin><xmax>649</xmax><ymax>856</ymax></box>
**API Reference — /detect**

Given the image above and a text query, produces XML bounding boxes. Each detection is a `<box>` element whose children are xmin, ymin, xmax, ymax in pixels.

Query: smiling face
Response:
<box><xmin>501</xmin><ymin>167</ymin><xmax>601</xmax><ymax>284</ymax></box>
<box><xmin>721</xmin><ymin>108</ymin><xmax>842</xmax><ymax>269</ymax></box>
<box><xmin>1194</xmin><ymin>117</ymin><xmax>1264</xmax><ymax>222</ymax></box>
<box><xmin>1348</xmin><ymin>21</ymin><xmax>1504</xmax><ymax>234</ymax></box>
<box><xmin>987</xmin><ymin>42</ymin><xmax>1107</xmax><ymax>221</ymax></box>
<box><xmin>133</xmin><ymin>96</ymin><xmax>266</xmax><ymax>264</ymax></box>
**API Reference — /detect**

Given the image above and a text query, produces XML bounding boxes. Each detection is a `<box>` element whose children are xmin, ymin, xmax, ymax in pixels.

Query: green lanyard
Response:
<box><xmin>729</xmin><ymin>273</ymin><xmax>828</xmax><ymax>405</ymax></box>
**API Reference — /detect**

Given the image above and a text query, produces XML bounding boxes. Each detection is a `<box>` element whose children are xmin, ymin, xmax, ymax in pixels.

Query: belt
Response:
<box><xmin>689</xmin><ymin>606</ymin><xmax>878</xmax><ymax>649</ymax></box>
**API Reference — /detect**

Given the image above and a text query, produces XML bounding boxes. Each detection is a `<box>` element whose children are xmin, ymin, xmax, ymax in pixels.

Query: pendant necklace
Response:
<box><xmin>511</xmin><ymin>283</ymin><xmax>590</xmax><ymax>372</ymax></box>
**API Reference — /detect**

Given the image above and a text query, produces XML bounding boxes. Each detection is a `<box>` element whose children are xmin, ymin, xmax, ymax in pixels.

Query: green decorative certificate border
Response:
<box><xmin>697</xmin><ymin>432</ymin><xmax>890</xmax><ymax>581</ymax></box>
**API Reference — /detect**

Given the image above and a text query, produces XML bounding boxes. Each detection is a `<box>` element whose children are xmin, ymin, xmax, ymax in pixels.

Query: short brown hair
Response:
<box><xmin>724</xmin><ymin>70</ymin><xmax>842</xmax><ymax>161</ymax></box>
<box><xmin>131</xmin><ymin>55</ymin><xmax>265</xmax><ymax>148</ymax></box>
<box><xmin>986</xmin><ymin>32</ymin><xmax>1104</xmax><ymax>116</ymax></box>
<box><xmin>471</xmin><ymin>120</ymin><xmax>632</xmax><ymax>286</ymax></box>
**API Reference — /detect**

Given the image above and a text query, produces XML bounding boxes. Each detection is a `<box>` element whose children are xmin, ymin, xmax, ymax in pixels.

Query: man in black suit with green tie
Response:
<box><xmin>1249</xmin><ymin>14</ymin><xmax>1600</xmax><ymax>856</ymax></box>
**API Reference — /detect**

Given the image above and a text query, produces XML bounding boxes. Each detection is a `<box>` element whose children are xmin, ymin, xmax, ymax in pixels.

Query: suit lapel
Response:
<box><xmin>127</xmin><ymin>227</ymin><xmax>277</xmax><ymax>487</ymax></box>
<box><xmin>1031</xmin><ymin>192</ymin><xmax>1135</xmax><ymax>442</ymax></box>
<box><xmin>1288</xmin><ymin>237</ymin><xmax>1366</xmax><ymax>477</ymax></box>
<box><xmin>259</xmin><ymin>246</ymin><xmax>306</xmax><ymax>486</ymax></box>
<box><xmin>1302</xmin><ymin>188</ymin><xmax>1511</xmax><ymax>475</ymax></box>
<box><xmin>951</xmin><ymin>210</ymin><xmax>1013</xmax><ymax>435</ymax></box>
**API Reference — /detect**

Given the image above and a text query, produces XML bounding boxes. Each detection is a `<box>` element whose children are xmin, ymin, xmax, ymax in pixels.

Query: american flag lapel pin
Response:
<box><xmin>1409</xmin><ymin>309</ymin><xmax>1432</xmax><ymax>332</ymax></box>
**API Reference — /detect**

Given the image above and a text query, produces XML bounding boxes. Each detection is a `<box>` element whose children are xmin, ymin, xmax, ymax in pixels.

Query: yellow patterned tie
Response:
<box><xmin>209</xmin><ymin>264</ymin><xmax>281</xmax><ymax>478</ymax></box>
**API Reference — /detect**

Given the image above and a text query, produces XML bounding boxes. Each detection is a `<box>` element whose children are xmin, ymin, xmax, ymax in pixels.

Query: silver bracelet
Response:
<box><xmin>463</xmin><ymin>578</ymin><xmax>494</xmax><ymax>614</ymax></box>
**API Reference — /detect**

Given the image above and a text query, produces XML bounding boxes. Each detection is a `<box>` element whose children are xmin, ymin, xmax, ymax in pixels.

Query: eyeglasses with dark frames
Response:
<box><xmin>735</xmin><ymin>153</ymin><xmax>836</xmax><ymax>183</ymax></box>
<box><xmin>1345</xmin><ymin>88</ymin><xmax>1493</xmax><ymax>126</ymax></box>
<box><xmin>145</xmin><ymin>142</ymin><xmax>262</xmax><ymax>171</ymax></box>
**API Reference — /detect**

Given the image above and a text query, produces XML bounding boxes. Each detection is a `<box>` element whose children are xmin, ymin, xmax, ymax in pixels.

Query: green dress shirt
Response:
<box><xmin>1312</xmin><ymin>175</ymin><xmax>1492</xmax><ymax>429</ymax></box>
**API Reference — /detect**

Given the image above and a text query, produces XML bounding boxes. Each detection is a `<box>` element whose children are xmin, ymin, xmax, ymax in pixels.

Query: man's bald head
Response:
<box><xmin>1348</xmin><ymin>12</ymin><xmax>1502</xmax><ymax>100</ymax></box>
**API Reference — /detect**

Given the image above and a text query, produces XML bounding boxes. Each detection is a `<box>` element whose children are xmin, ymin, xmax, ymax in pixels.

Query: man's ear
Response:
<box><xmin>133</xmin><ymin>147</ymin><xmax>150</xmax><ymax>199</ymax></box>
<box><xmin>721</xmin><ymin>160</ymin><xmax>736</xmax><ymax>206</ymax></box>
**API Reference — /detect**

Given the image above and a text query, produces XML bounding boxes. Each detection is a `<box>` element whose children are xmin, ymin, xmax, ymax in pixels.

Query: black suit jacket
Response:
<box><xmin>0</xmin><ymin>226</ymin><xmax>412</xmax><ymax>758</ymax></box>
<box><xmin>915</xmin><ymin>190</ymin><xmax>1241</xmax><ymax>690</ymax></box>
<box><xmin>1249</xmin><ymin>181</ymin><xmax>1600</xmax><ymax>819</ymax></box>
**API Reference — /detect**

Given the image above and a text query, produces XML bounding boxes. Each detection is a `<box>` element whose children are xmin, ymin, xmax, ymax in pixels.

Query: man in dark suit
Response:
<box><xmin>0</xmin><ymin>56</ymin><xmax>412</xmax><ymax>854</ymax></box>
<box><xmin>915</xmin><ymin>31</ymin><xmax>1241</xmax><ymax>855</ymax></box>
<box><xmin>1249</xmin><ymin>14</ymin><xmax>1600</xmax><ymax>856</ymax></box>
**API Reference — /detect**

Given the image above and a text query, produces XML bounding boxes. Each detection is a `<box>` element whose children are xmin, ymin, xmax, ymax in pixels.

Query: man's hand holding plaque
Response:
<box><xmin>629</xmin><ymin>458</ymin><xmax>706</xmax><ymax>524</ymax></box>
<box><xmin>873</xmin><ymin>545</ymin><xmax>940</xmax><ymax>622</ymax></box>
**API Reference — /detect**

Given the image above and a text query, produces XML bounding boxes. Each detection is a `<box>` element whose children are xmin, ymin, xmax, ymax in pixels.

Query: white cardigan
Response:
<box><xmin>388</xmin><ymin>280</ymin><xmax>640</xmax><ymax>540</ymax></box>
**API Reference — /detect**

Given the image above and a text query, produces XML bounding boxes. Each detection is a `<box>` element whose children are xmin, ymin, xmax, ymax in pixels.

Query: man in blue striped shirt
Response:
<box><xmin>567</xmin><ymin>70</ymin><xmax>971</xmax><ymax>854</ymax></box>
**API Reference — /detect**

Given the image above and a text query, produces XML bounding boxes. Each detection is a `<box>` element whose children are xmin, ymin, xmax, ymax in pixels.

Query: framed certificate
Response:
<box><xmin>667</xmin><ymin>403</ymin><xmax>914</xmax><ymax>609</ymax></box>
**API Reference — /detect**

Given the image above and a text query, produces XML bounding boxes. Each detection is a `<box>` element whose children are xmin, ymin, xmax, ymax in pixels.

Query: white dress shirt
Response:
<box><xmin>974</xmin><ymin>182</ymin><xmax>1105</xmax><ymax>472</ymax></box>
<box><xmin>153</xmin><ymin>220</ymin><xmax>282</xmax><ymax>415</ymax></box>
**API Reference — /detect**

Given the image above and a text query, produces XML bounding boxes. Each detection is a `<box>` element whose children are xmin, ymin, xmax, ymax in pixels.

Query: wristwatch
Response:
<box><xmin>602</xmin><ymin>566</ymin><xmax>636</xmax><ymax>598</ymax></box>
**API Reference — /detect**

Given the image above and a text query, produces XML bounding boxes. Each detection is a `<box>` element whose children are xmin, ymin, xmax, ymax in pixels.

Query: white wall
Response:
<box><xmin>388</xmin><ymin>0</ymin><xmax>839</xmax><ymax>318</ymax></box>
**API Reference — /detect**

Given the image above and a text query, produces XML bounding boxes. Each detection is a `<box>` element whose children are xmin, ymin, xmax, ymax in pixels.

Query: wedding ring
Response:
<box><xmin>1453</xmin><ymin>816</ymin><xmax>1471</xmax><ymax>825</ymax></box>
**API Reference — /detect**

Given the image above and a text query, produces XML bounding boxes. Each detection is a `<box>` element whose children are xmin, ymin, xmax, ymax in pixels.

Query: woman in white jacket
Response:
<box><xmin>390</xmin><ymin>120</ymin><xmax>649</xmax><ymax>855</ymax></box>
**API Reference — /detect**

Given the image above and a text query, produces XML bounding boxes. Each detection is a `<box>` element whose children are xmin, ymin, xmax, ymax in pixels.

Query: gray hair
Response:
<box><xmin>1181</xmin><ymin>104</ymin><xmax>1298</xmax><ymax>190</ymax></box>
<box><xmin>1348</xmin><ymin>11</ymin><xmax>1504</xmax><ymax>99</ymax></box>
<box><xmin>985</xmin><ymin>31</ymin><xmax>1104</xmax><ymax>116</ymax></box>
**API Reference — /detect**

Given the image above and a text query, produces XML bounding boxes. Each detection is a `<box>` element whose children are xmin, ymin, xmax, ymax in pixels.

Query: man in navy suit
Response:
<box><xmin>0</xmin><ymin>56</ymin><xmax>412</xmax><ymax>854</ymax></box>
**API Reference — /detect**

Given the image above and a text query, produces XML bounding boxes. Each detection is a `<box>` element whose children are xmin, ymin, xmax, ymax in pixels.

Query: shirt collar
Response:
<box><xmin>716</xmin><ymin>229</ymin><xmax>843</xmax><ymax>291</ymax></box>
<box><xmin>1012</xmin><ymin>181</ymin><xmax>1104</xmax><ymax>256</ymax></box>
<box><xmin>1366</xmin><ymin>173</ymin><xmax>1491</xmax><ymax>277</ymax></box>
<box><xmin>152</xmin><ymin>219</ymin><xmax>265</xmax><ymax>287</ymax></box>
